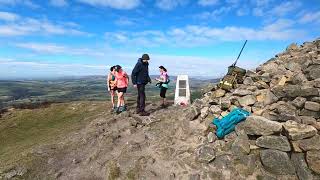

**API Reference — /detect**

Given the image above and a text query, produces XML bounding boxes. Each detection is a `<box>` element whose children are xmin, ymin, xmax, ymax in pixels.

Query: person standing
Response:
<box><xmin>131</xmin><ymin>54</ymin><xmax>151</xmax><ymax>116</ymax></box>
<box><xmin>107</xmin><ymin>66</ymin><xmax>117</xmax><ymax>111</ymax></box>
<box><xmin>114</xmin><ymin>65</ymin><xmax>129</xmax><ymax>114</ymax></box>
<box><xmin>155</xmin><ymin>66</ymin><xmax>169</xmax><ymax>108</ymax></box>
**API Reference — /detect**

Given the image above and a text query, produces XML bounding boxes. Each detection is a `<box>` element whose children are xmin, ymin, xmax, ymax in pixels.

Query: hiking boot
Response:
<box><xmin>139</xmin><ymin>111</ymin><xmax>150</xmax><ymax>116</ymax></box>
<box><xmin>116</xmin><ymin>107</ymin><xmax>121</xmax><ymax>114</ymax></box>
<box><xmin>136</xmin><ymin>108</ymin><xmax>141</xmax><ymax>114</ymax></box>
<box><xmin>160</xmin><ymin>104</ymin><xmax>166</xmax><ymax>109</ymax></box>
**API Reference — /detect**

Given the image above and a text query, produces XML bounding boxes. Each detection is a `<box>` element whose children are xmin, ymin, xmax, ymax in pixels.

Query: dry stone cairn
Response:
<box><xmin>186</xmin><ymin>38</ymin><xmax>320</xmax><ymax>179</ymax></box>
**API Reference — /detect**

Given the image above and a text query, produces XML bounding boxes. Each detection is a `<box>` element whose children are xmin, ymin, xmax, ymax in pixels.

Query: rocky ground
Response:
<box><xmin>1</xmin><ymin>38</ymin><xmax>320</xmax><ymax>180</ymax></box>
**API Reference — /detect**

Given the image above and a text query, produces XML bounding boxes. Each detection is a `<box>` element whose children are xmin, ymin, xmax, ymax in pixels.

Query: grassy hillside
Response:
<box><xmin>0</xmin><ymin>101</ymin><xmax>108</xmax><ymax>174</ymax></box>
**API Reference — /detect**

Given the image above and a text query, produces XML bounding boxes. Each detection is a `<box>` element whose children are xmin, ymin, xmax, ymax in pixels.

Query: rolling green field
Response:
<box><xmin>0</xmin><ymin>76</ymin><xmax>218</xmax><ymax>110</ymax></box>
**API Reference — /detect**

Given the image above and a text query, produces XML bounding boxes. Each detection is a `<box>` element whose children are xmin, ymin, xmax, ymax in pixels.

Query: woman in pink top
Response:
<box><xmin>114</xmin><ymin>65</ymin><xmax>129</xmax><ymax>114</ymax></box>
<box><xmin>155</xmin><ymin>66</ymin><xmax>169</xmax><ymax>108</ymax></box>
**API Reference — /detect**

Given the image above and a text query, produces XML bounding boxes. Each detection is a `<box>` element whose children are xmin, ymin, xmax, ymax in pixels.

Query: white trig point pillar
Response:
<box><xmin>174</xmin><ymin>75</ymin><xmax>191</xmax><ymax>106</ymax></box>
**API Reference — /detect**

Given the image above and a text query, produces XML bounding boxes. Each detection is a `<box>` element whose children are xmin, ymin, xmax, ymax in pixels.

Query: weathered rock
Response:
<box><xmin>306</xmin><ymin>150</ymin><xmax>320</xmax><ymax>175</ymax></box>
<box><xmin>300</xmin><ymin>109</ymin><xmax>320</xmax><ymax>119</ymax></box>
<box><xmin>256</xmin><ymin>136</ymin><xmax>291</xmax><ymax>152</ymax></box>
<box><xmin>299</xmin><ymin>116</ymin><xmax>317</xmax><ymax>125</ymax></box>
<box><xmin>305</xmin><ymin>64</ymin><xmax>320</xmax><ymax>80</ymax></box>
<box><xmin>243</xmin><ymin>77</ymin><xmax>254</xmax><ymax>85</ymax></box>
<box><xmin>213</xmin><ymin>89</ymin><xmax>226</xmax><ymax>98</ymax></box>
<box><xmin>286</xmin><ymin>43</ymin><xmax>299</xmax><ymax>51</ymax></box>
<box><xmin>196</xmin><ymin>145</ymin><xmax>216</xmax><ymax>163</ymax></box>
<box><xmin>184</xmin><ymin>106</ymin><xmax>201</xmax><ymax>121</ymax></box>
<box><xmin>291</xmin><ymin>72</ymin><xmax>307</xmax><ymax>85</ymax></box>
<box><xmin>260</xmin><ymin>149</ymin><xmax>296</xmax><ymax>175</ymax></box>
<box><xmin>305</xmin><ymin>101</ymin><xmax>320</xmax><ymax>112</ymax></box>
<box><xmin>253</xmin><ymin>81</ymin><xmax>270</xmax><ymax>89</ymax></box>
<box><xmin>299</xmin><ymin>135</ymin><xmax>320</xmax><ymax>151</ymax></box>
<box><xmin>283</xmin><ymin>120</ymin><xmax>317</xmax><ymax>140</ymax></box>
<box><xmin>236</xmin><ymin>116</ymin><xmax>282</xmax><ymax>136</ymax></box>
<box><xmin>311</xmin><ymin>97</ymin><xmax>320</xmax><ymax>103</ymax></box>
<box><xmin>277</xmin><ymin>76</ymin><xmax>287</xmax><ymax>86</ymax></box>
<box><xmin>291</xmin><ymin>141</ymin><xmax>303</xmax><ymax>153</ymax></box>
<box><xmin>220</xmin><ymin>99</ymin><xmax>231</xmax><ymax>111</ymax></box>
<box><xmin>264</xmin><ymin>90</ymin><xmax>279</xmax><ymax>106</ymax></box>
<box><xmin>210</xmin><ymin>105</ymin><xmax>222</xmax><ymax>115</ymax></box>
<box><xmin>291</xmin><ymin>153</ymin><xmax>315</xmax><ymax>180</ymax></box>
<box><xmin>238</xmin><ymin>95</ymin><xmax>257</xmax><ymax>107</ymax></box>
<box><xmin>233</xmin><ymin>89</ymin><xmax>252</xmax><ymax>96</ymax></box>
<box><xmin>260</xmin><ymin>73</ymin><xmax>271</xmax><ymax>83</ymax></box>
<box><xmin>200</xmin><ymin>107</ymin><xmax>209</xmax><ymax>119</ymax></box>
<box><xmin>273</xmin><ymin>102</ymin><xmax>297</xmax><ymax>122</ymax></box>
<box><xmin>231</xmin><ymin>133</ymin><xmax>250</xmax><ymax>155</ymax></box>
<box><xmin>314</xmin><ymin>78</ymin><xmax>320</xmax><ymax>88</ymax></box>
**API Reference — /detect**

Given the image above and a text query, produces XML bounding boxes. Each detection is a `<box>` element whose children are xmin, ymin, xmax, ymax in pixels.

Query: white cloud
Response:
<box><xmin>50</xmin><ymin>0</ymin><xmax>68</xmax><ymax>7</ymax></box>
<box><xmin>104</xmin><ymin>19</ymin><xmax>305</xmax><ymax>48</ymax></box>
<box><xmin>77</xmin><ymin>0</ymin><xmax>140</xmax><ymax>10</ymax></box>
<box><xmin>236</xmin><ymin>7</ymin><xmax>249</xmax><ymax>16</ymax></box>
<box><xmin>196</xmin><ymin>6</ymin><xmax>232</xmax><ymax>20</ymax></box>
<box><xmin>198</xmin><ymin>0</ymin><xmax>219</xmax><ymax>6</ymax></box>
<box><xmin>14</xmin><ymin>42</ymin><xmax>105</xmax><ymax>57</ymax></box>
<box><xmin>156</xmin><ymin>0</ymin><xmax>188</xmax><ymax>10</ymax></box>
<box><xmin>114</xmin><ymin>17</ymin><xmax>136</xmax><ymax>26</ymax></box>
<box><xmin>0</xmin><ymin>11</ymin><xmax>20</xmax><ymax>21</ymax></box>
<box><xmin>0</xmin><ymin>0</ymin><xmax>40</xmax><ymax>9</ymax></box>
<box><xmin>263</xmin><ymin>19</ymin><xmax>295</xmax><ymax>31</ymax></box>
<box><xmin>299</xmin><ymin>11</ymin><xmax>320</xmax><ymax>24</ymax></box>
<box><xmin>268</xmin><ymin>1</ymin><xmax>301</xmax><ymax>17</ymax></box>
<box><xmin>0</xmin><ymin>17</ymin><xmax>91</xmax><ymax>37</ymax></box>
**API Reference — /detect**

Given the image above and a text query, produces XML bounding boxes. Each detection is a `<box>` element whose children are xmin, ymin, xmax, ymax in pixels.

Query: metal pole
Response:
<box><xmin>232</xmin><ymin>40</ymin><xmax>247</xmax><ymax>67</ymax></box>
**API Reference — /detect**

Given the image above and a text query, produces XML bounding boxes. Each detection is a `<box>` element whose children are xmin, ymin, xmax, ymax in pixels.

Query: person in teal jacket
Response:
<box><xmin>155</xmin><ymin>66</ymin><xmax>169</xmax><ymax>108</ymax></box>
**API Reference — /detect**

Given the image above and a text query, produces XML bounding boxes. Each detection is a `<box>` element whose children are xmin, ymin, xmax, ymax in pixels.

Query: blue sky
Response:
<box><xmin>0</xmin><ymin>0</ymin><xmax>319</xmax><ymax>79</ymax></box>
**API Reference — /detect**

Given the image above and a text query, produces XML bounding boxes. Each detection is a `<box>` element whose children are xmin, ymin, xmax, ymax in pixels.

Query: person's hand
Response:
<box><xmin>149</xmin><ymin>80</ymin><xmax>152</xmax><ymax>84</ymax></box>
<box><xmin>133</xmin><ymin>84</ymin><xmax>137</xmax><ymax>88</ymax></box>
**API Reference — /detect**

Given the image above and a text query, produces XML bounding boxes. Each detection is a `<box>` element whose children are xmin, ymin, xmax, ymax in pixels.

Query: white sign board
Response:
<box><xmin>174</xmin><ymin>75</ymin><xmax>191</xmax><ymax>105</ymax></box>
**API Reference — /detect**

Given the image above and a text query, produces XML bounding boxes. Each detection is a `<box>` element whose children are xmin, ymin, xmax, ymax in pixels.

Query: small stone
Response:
<box><xmin>196</xmin><ymin>145</ymin><xmax>216</xmax><ymax>163</ymax></box>
<box><xmin>207</xmin><ymin>132</ymin><xmax>217</xmax><ymax>143</ymax></box>
<box><xmin>256</xmin><ymin>136</ymin><xmax>291</xmax><ymax>152</ymax></box>
<box><xmin>306</xmin><ymin>150</ymin><xmax>320</xmax><ymax>174</ymax></box>
<box><xmin>291</xmin><ymin>153</ymin><xmax>315</xmax><ymax>180</ymax></box>
<box><xmin>260</xmin><ymin>149</ymin><xmax>296</xmax><ymax>175</ymax></box>
<box><xmin>304</xmin><ymin>101</ymin><xmax>320</xmax><ymax>112</ymax></box>
<box><xmin>299</xmin><ymin>135</ymin><xmax>320</xmax><ymax>151</ymax></box>
<box><xmin>283</xmin><ymin>120</ymin><xmax>317</xmax><ymax>140</ymax></box>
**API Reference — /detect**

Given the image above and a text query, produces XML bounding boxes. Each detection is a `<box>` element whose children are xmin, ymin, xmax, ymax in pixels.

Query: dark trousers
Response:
<box><xmin>137</xmin><ymin>84</ymin><xmax>146</xmax><ymax>112</ymax></box>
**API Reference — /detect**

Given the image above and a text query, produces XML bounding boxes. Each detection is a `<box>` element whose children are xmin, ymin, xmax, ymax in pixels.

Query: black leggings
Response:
<box><xmin>160</xmin><ymin>87</ymin><xmax>167</xmax><ymax>98</ymax></box>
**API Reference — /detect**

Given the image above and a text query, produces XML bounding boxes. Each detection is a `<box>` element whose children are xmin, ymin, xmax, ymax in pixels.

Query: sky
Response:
<box><xmin>0</xmin><ymin>0</ymin><xmax>319</xmax><ymax>79</ymax></box>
